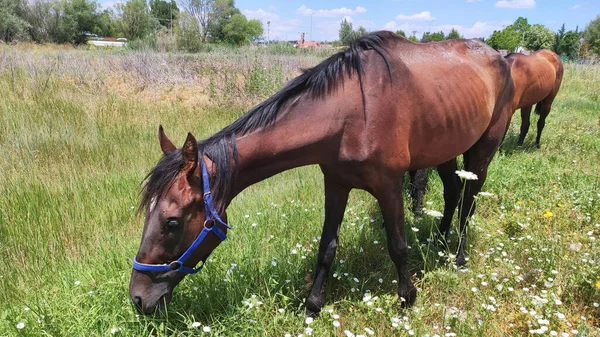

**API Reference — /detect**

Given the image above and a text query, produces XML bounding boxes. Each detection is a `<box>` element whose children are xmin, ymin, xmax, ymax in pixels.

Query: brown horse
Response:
<box><xmin>129</xmin><ymin>31</ymin><xmax>514</xmax><ymax>316</ymax></box>
<box><xmin>507</xmin><ymin>49</ymin><xmax>564</xmax><ymax>146</ymax></box>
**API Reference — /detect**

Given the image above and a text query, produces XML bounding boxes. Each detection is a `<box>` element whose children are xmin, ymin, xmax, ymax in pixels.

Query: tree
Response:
<box><xmin>66</xmin><ymin>0</ymin><xmax>103</xmax><ymax>43</ymax></box>
<box><xmin>487</xmin><ymin>27</ymin><xmax>520</xmax><ymax>50</ymax></box>
<box><xmin>554</xmin><ymin>23</ymin><xmax>566</xmax><ymax>53</ymax></box>
<box><xmin>150</xmin><ymin>0</ymin><xmax>178</xmax><ymax>29</ymax></box>
<box><xmin>0</xmin><ymin>0</ymin><xmax>31</xmax><ymax>42</ymax></box>
<box><xmin>408</xmin><ymin>35</ymin><xmax>418</xmax><ymax>42</ymax></box>
<box><xmin>558</xmin><ymin>30</ymin><xmax>581</xmax><ymax>58</ymax></box>
<box><xmin>338</xmin><ymin>19</ymin><xmax>367</xmax><ymax>45</ymax></box>
<box><xmin>339</xmin><ymin>18</ymin><xmax>353</xmax><ymax>45</ymax></box>
<box><xmin>176</xmin><ymin>11</ymin><xmax>202</xmax><ymax>51</ymax></box>
<box><xmin>21</xmin><ymin>0</ymin><xmax>55</xmax><ymax>43</ymax></box>
<box><xmin>583</xmin><ymin>15</ymin><xmax>600</xmax><ymax>55</ymax></box>
<box><xmin>422</xmin><ymin>30</ymin><xmax>444</xmax><ymax>42</ymax></box>
<box><xmin>395</xmin><ymin>29</ymin><xmax>406</xmax><ymax>37</ymax></box>
<box><xmin>114</xmin><ymin>0</ymin><xmax>159</xmax><ymax>39</ymax></box>
<box><xmin>95</xmin><ymin>9</ymin><xmax>113</xmax><ymax>37</ymax></box>
<box><xmin>222</xmin><ymin>13</ymin><xmax>261</xmax><ymax>45</ymax></box>
<box><xmin>178</xmin><ymin>0</ymin><xmax>239</xmax><ymax>42</ymax></box>
<box><xmin>356</xmin><ymin>26</ymin><xmax>367</xmax><ymax>38</ymax></box>
<box><xmin>447</xmin><ymin>28</ymin><xmax>462</xmax><ymax>40</ymax></box>
<box><xmin>430</xmin><ymin>31</ymin><xmax>445</xmax><ymax>41</ymax></box>
<box><xmin>512</xmin><ymin>16</ymin><xmax>530</xmax><ymax>37</ymax></box>
<box><xmin>207</xmin><ymin>0</ymin><xmax>240</xmax><ymax>42</ymax></box>
<box><xmin>486</xmin><ymin>17</ymin><xmax>531</xmax><ymax>51</ymax></box>
<box><xmin>524</xmin><ymin>24</ymin><xmax>555</xmax><ymax>51</ymax></box>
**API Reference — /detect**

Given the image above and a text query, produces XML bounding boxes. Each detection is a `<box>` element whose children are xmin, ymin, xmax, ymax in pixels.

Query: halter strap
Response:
<box><xmin>132</xmin><ymin>157</ymin><xmax>231</xmax><ymax>274</ymax></box>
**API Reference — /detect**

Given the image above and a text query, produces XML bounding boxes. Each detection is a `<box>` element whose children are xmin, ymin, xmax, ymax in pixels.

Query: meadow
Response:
<box><xmin>0</xmin><ymin>44</ymin><xmax>599</xmax><ymax>336</ymax></box>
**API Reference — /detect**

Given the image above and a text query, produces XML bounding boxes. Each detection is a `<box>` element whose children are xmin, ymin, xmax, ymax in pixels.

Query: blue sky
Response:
<box><xmin>234</xmin><ymin>0</ymin><xmax>598</xmax><ymax>41</ymax></box>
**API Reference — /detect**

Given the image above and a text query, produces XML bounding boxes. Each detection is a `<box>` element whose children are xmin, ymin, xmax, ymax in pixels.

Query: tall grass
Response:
<box><xmin>0</xmin><ymin>45</ymin><xmax>598</xmax><ymax>336</ymax></box>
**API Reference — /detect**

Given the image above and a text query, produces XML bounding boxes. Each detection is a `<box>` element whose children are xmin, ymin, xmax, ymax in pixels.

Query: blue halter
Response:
<box><xmin>132</xmin><ymin>158</ymin><xmax>231</xmax><ymax>274</ymax></box>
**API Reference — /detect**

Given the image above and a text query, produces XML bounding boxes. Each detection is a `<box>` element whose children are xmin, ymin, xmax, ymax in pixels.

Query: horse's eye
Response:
<box><xmin>164</xmin><ymin>219</ymin><xmax>179</xmax><ymax>229</ymax></box>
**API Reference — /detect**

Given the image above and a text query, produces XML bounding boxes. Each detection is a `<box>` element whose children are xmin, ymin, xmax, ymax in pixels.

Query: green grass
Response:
<box><xmin>0</xmin><ymin>46</ymin><xmax>599</xmax><ymax>336</ymax></box>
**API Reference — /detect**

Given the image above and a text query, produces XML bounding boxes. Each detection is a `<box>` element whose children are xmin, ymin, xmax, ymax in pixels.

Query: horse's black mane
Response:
<box><xmin>140</xmin><ymin>31</ymin><xmax>393</xmax><ymax>213</ymax></box>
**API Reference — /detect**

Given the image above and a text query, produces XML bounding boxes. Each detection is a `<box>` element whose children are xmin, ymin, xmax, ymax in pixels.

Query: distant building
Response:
<box><xmin>294</xmin><ymin>33</ymin><xmax>321</xmax><ymax>49</ymax></box>
<box><xmin>515</xmin><ymin>46</ymin><xmax>531</xmax><ymax>55</ymax></box>
<box><xmin>87</xmin><ymin>36</ymin><xmax>128</xmax><ymax>47</ymax></box>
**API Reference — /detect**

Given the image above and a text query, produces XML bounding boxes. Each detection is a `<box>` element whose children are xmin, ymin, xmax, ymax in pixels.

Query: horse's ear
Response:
<box><xmin>158</xmin><ymin>125</ymin><xmax>176</xmax><ymax>155</ymax></box>
<box><xmin>181</xmin><ymin>132</ymin><xmax>198</xmax><ymax>169</ymax></box>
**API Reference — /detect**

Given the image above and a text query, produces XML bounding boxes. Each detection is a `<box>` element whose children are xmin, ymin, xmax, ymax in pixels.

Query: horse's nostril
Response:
<box><xmin>133</xmin><ymin>296</ymin><xmax>143</xmax><ymax>310</ymax></box>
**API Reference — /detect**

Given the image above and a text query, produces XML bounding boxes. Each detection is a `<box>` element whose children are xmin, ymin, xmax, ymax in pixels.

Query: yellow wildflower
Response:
<box><xmin>596</xmin><ymin>276</ymin><xmax>600</xmax><ymax>290</ymax></box>
<box><xmin>543</xmin><ymin>211</ymin><xmax>553</xmax><ymax>218</ymax></box>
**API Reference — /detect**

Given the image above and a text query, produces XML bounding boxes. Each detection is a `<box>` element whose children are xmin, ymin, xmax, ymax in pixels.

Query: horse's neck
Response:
<box><xmin>230</xmin><ymin>99</ymin><xmax>342</xmax><ymax>198</ymax></box>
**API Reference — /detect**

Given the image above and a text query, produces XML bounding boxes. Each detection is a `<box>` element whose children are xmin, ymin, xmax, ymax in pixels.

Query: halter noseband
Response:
<box><xmin>131</xmin><ymin>158</ymin><xmax>231</xmax><ymax>274</ymax></box>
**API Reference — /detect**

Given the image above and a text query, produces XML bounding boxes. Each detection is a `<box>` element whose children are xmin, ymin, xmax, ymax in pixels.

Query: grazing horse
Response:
<box><xmin>507</xmin><ymin>50</ymin><xmax>564</xmax><ymax>146</ymax></box>
<box><xmin>129</xmin><ymin>31</ymin><xmax>514</xmax><ymax>316</ymax></box>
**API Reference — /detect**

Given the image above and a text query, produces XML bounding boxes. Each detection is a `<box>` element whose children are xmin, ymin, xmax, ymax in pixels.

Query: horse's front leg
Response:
<box><xmin>305</xmin><ymin>168</ymin><xmax>351</xmax><ymax>317</ymax></box>
<box><xmin>375</xmin><ymin>174</ymin><xmax>417</xmax><ymax>308</ymax></box>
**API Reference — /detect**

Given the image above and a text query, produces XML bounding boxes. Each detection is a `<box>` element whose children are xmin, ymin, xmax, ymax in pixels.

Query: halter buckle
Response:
<box><xmin>169</xmin><ymin>261</ymin><xmax>182</xmax><ymax>271</ymax></box>
<box><xmin>203</xmin><ymin>219</ymin><xmax>215</xmax><ymax>228</ymax></box>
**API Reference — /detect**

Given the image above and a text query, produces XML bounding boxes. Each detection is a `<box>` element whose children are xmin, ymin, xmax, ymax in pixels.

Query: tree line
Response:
<box><xmin>340</xmin><ymin>16</ymin><xmax>600</xmax><ymax>58</ymax></box>
<box><xmin>0</xmin><ymin>0</ymin><xmax>263</xmax><ymax>50</ymax></box>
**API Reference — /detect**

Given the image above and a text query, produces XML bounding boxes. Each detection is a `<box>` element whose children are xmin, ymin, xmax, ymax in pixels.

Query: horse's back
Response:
<box><xmin>360</xmin><ymin>36</ymin><xmax>513</xmax><ymax>170</ymax></box>
<box><xmin>507</xmin><ymin>50</ymin><xmax>562</xmax><ymax>109</ymax></box>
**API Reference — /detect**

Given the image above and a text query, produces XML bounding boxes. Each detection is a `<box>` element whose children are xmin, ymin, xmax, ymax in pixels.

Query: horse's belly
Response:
<box><xmin>405</xmin><ymin>90</ymin><xmax>494</xmax><ymax>169</ymax></box>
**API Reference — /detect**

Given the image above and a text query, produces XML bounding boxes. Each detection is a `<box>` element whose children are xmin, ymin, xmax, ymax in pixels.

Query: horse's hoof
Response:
<box><xmin>398</xmin><ymin>285</ymin><xmax>417</xmax><ymax>309</ymax></box>
<box><xmin>455</xmin><ymin>256</ymin><xmax>467</xmax><ymax>267</ymax></box>
<box><xmin>305</xmin><ymin>296</ymin><xmax>323</xmax><ymax>318</ymax></box>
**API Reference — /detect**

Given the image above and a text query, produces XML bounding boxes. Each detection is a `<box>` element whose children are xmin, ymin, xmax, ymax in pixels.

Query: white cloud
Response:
<box><xmin>396</xmin><ymin>11</ymin><xmax>435</xmax><ymax>21</ymax></box>
<box><xmin>383</xmin><ymin>21</ymin><xmax>399</xmax><ymax>31</ymax></box>
<box><xmin>355</xmin><ymin>20</ymin><xmax>376</xmax><ymax>29</ymax></box>
<box><xmin>495</xmin><ymin>0</ymin><xmax>535</xmax><ymax>9</ymax></box>
<box><xmin>296</xmin><ymin>5</ymin><xmax>367</xmax><ymax>17</ymax></box>
<box><xmin>242</xmin><ymin>9</ymin><xmax>279</xmax><ymax>21</ymax></box>
<box><xmin>243</xmin><ymin>8</ymin><xmax>303</xmax><ymax>41</ymax></box>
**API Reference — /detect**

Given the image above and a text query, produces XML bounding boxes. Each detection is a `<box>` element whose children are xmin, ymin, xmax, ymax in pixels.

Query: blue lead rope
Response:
<box><xmin>132</xmin><ymin>158</ymin><xmax>231</xmax><ymax>274</ymax></box>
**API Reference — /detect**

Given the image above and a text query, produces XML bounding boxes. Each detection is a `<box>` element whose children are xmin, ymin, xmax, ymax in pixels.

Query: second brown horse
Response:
<box><xmin>507</xmin><ymin>49</ymin><xmax>564</xmax><ymax>146</ymax></box>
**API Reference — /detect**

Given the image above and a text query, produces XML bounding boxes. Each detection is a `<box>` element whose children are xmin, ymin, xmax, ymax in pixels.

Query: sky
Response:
<box><xmin>233</xmin><ymin>0</ymin><xmax>599</xmax><ymax>42</ymax></box>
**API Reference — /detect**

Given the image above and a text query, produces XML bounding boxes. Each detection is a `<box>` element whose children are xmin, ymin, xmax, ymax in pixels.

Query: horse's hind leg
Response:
<box><xmin>437</xmin><ymin>159</ymin><xmax>461</xmax><ymax>242</ymax></box>
<box><xmin>455</xmin><ymin>109</ymin><xmax>511</xmax><ymax>266</ymax></box>
<box><xmin>374</xmin><ymin>174</ymin><xmax>417</xmax><ymax>308</ymax></box>
<box><xmin>535</xmin><ymin>97</ymin><xmax>555</xmax><ymax>147</ymax></box>
<box><xmin>408</xmin><ymin>169</ymin><xmax>428</xmax><ymax>219</ymax></box>
<box><xmin>305</xmin><ymin>167</ymin><xmax>351</xmax><ymax>317</ymax></box>
<box><xmin>517</xmin><ymin>105</ymin><xmax>533</xmax><ymax>146</ymax></box>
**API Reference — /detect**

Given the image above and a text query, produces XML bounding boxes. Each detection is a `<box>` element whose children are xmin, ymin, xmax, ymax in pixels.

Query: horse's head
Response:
<box><xmin>129</xmin><ymin>126</ymin><xmax>228</xmax><ymax>314</ymax></box>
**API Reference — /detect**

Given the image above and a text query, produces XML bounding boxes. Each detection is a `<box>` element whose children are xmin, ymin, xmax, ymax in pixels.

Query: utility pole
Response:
<box><xmin>310</xmin><ymin>11</ymin><xmax>313</xmax><ymax>41</ymax></box>
<box><xmin>267</xmin><ymin>21</ymin><xmax>270</xmax><ymax>44</ymax></box>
